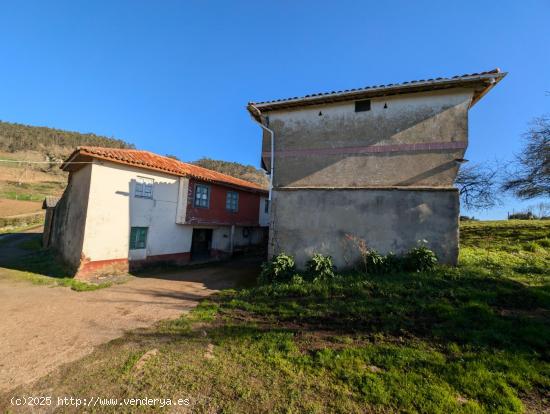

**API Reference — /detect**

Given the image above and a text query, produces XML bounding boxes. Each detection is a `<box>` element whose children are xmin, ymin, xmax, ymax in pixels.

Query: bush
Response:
<box><xmin>259</xmin><ymin>253</ymin><xmax>296</xmax><ymax>284</ymax></box>
<box><xmin>404</xmin><ymin>246</ymin><xmax>438</xmax><ymax>272</ymax></box>
<box><xmin>306</xmin><ymin>254</ymin><xmax>335</xmax><ymax>281</ymax></box>
<box><xmin>364</xmin><ymin>249</ymin><xmax>386</xmax><ymax>274</ymax></box>
<box><xmin>522</xmin><ymin>241</ymin><xmax>541</xmax><ymax>252</ymax></box>
<box><xmin>383</xmin><ymin>252</ymin><xmax>404</xmax><ymax>273</ymax></box>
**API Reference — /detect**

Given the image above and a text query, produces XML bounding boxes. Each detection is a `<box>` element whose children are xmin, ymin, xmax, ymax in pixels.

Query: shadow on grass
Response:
<box><xmin>198</xmin><ymin>268</ymin><xmax>550</xmax><ymax>358</ymax></box>
<box><xmin>0</xmin><ymin>232</ymin><xmax>71</xmax><ymax>278</ymax></box>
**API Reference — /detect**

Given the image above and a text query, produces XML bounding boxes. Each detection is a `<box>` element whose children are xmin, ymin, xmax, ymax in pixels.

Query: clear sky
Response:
<box><xmin>1</xmin><ymin>1</ymin><xmax>548</xmax><ymax>219</ymax></box>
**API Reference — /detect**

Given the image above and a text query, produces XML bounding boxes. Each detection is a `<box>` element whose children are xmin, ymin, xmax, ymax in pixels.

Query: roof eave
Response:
<box><xmin>248</xmin><ymin>72</ymin><xmax>507</xmax><ymax>114</ymax></box>
<box><xmin>61</xmin><ymin>148</ymin><xmax>267</xmax><ymax>194</ymax></box>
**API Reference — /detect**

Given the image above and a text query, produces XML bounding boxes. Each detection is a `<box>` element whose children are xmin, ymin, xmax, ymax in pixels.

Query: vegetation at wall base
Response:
<box><xmin>1</xmin><ymin>220</ymin><xmax>549</xmax><ymax>413</ymax></box>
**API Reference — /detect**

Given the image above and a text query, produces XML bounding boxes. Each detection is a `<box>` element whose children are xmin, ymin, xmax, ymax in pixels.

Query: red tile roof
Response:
<box><xmin>62</xmin><ymin>146</ymin><xmax>268</xmax><ymax>193</ymax></box>
<box><xmin>248</xmin><ymin>69</ymin><xmax>506</xmax><ymax>114</ymax></box>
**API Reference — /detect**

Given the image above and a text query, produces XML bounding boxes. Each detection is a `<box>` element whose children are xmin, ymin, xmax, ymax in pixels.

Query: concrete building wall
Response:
<box><xmin>264</xmin><ymin>88</ymin><xmax>473</xmax><ymax>188</ymax></box>
<box><xmin>49</xmin><ymin>165</ymin><xmax>92</xmax><ymax>270</ymax></box>
<box><xmin>270</xmin><ymin>188</ymin><xmax>459</xmax><ymax>268</ymax></box>
<box><xmin>211</xmin><ymin>226</ymin><xmax>266</xmax><ymax>252</ymax></box>
<box><xmin>82</xmin><ymin>161</ymin><xmax>193</xmax><ymax>263</ymax></box>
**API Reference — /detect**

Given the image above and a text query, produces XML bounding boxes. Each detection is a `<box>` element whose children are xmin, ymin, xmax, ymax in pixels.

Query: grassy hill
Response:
<box><xmin>0</xmin><ymin>120</ymin><xmax>133</xmax><ymax>157</ymax></box>
<box><xmin>0</xmin><ymin>121</ymin><xmax>133</xmax><ymax>220</ymax></box>
<box><xmin>2</xmin><ymin>220</ymin><xmax>548</xmax><ymax>413</ymax></box>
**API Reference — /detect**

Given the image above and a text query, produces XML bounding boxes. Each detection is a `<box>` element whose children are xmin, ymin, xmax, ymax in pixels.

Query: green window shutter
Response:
<box><xmin>130</xmin><ymin>227</ymin><xmax>137</xmax><ymax>249</ymax></box>
<box><xmin>130</xmin><ymin>227</ymin><xmax>148</xmax><ymax>250</ymax></box>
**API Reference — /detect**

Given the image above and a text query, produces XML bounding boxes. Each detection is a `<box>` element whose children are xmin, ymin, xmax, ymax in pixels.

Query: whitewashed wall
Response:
<box><xmin>81</xmin><ymin>161</ymin><xmax>192</xmax><ymax>262</ymax></box>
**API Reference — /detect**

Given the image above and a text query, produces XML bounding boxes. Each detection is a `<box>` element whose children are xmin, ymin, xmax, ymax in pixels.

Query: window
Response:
<box><xmin>194</xmin><ymin>184</ymin><xmax>210</xmax><ymax>208</ymax></box>
<box><xmin>129</xmin><ymin>227</ymin><xmax>148</xmax><ymax>250</ymax></box>
<box><xmin>264</xmin><ymin>199</ymin><xmax>270</xmax><ymax>214</ymax></box>
<box><xmin>135</xmin><ymin>177</ymin><xmax>154</xmax><ymax>198</ymax></box>
<box><xmin>355</xmin><ymin>99</ymin><xmax>371</xmax><ymax>112</ymax></box>
<box><xmin>226</xmin><ymin>191</ymin><xmax>239</xmax><ymax>212</ymax></box>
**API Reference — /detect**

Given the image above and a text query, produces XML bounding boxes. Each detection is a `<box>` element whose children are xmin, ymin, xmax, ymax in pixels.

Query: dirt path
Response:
<box><xmin>0</xmin><ymin>258</ymin><xmax>259</xmax><ymax>392</ymax></box>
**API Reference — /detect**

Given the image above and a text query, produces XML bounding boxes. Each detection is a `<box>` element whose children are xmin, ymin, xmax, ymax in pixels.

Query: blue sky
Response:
<box><xmin>0</xmin><ymin>1</ymin><xmax>548</xmax><ymax>219</ymax></box>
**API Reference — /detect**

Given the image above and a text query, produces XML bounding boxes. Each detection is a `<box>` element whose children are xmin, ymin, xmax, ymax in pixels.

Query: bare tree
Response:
<box><xmin>455</xmin><ymin>163</ymin><xmax>501</xmax><ymax>210</ymax></box>
<box><xmin>503</xmin><ymin>115</ymin><xmax>550</xmax><ymax>199</ymax></box>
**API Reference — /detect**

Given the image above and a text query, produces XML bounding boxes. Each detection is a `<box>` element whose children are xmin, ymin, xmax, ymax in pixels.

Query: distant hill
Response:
<box><xmin>0</xmin><ymin>121</ymin><xmax>134</xmax><ymax>219</ymax></box>
<box><xmin>0</xmin><ymin>120</ymin><xmax>133</xmax><ymax>158</ymax></box>
<box><xmin>192</xmin><ymin>157</ymin><xmax>269</xmax><ymax>188</ymax></box>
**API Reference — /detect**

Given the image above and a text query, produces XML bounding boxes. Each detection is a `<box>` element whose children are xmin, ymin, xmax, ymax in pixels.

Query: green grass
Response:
<box><xmin>0</xmin><ymin>180</ymin><xmax>65</xmax><ymax>201</ymax></box>
<box><xmin>2</xmin><ymin>267</ymin><xmax>112</xmax><ymax>291</ymax></box>
<box><xmin>0</xmin><ymin>237</ymin><xmax>113</xmax><ymax>291</ymax></box>
<box><xmin>0</xmin><ymin>221</ymin><xmax>44</xmax><ymax>235</ymax></box>
<box><xmin>2</xmin><ymin>220</ymin><xmax>549</xmax><ymax>413</ymax></box>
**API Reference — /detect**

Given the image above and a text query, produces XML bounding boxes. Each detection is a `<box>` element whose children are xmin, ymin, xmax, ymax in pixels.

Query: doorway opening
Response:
<box><xmin>191</xmin><ymin>228</ymin><xmax>213</xmax><ymax>261</ymax></box>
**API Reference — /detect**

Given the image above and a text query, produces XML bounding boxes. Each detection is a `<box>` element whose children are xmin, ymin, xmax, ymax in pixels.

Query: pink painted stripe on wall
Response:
<box><xmin>262</xmin><ymin>141</ymin><xmax>467</xmax><ymax>158</ymax></box>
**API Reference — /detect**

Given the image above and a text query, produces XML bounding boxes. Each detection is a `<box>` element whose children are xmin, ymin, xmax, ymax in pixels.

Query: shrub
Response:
<box><xmin>404</xmin><ymin>246</ymin><xmax>438</xmax><ymax>272</ymax></box>
<box><xmin>306</xmin><ymin>254</ymin><xmax>335</xmax><ymax>281</ymax></box>
<box><xmin>383</xmin><ymin>252</ymin><xmax>404</xmax><ymax>273</ymax></box>
<box><xmin>290</xmin><ymin>274</ymin><xmax>304</xmax><ymax>285</ymax></box>
<box><xmin>538</xmin><ymin>238</ymin><xmax>550</xmax><ymax>248</ymax></box>
<box><xmin>259</xmin><ymin>253</ymin><xmax>296</xmax><ymax>284</ymax></box>
<box><xmin>522</xmin><ymin>241</ymin><xmax>541</xmax><ymax>252</ymax></box>
<box><xmin>364</xmin><ymin>249</ymin><xmax>385</xmax><ymax>274</ymax></box>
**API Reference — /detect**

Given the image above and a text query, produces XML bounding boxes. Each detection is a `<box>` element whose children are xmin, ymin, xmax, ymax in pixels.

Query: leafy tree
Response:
<box><xmin>503</xmin><ymin>115</ymin><xmax>550</xmax><ymax>199</ymax></box>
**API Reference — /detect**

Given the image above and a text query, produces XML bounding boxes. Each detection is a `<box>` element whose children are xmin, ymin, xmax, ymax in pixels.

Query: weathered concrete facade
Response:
<box><xmin>49</xmin><ymin>164</ymin><xmax>92</xmax><ymax>269</ymax></box>
<box><xmin>271</xmin><ymin>188</ymin><xmax>459</xmax><ymax>269</ymax></box>
<box><xmin>264</xmin><ymin>90</ymin><xmax>471</xmax><ymax>188</ymax></box>
<box><xmin>249</xmin><ymin>70</ymin><xmax>506</xmax><ymax>267</ymax></box>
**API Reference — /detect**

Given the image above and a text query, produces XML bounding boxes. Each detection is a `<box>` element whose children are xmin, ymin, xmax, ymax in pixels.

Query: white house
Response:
<box><xmin>47</xmin><ymin>146</ymin><xmax>269</xmax><ymax>278</ymax></box>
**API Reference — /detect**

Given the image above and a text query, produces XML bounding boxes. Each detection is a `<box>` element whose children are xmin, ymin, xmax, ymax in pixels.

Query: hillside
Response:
<box><xmin>192</xmin><ymin>157</ymin><xmax>269</xmax><ymax>188</ymax></box>
<box><xmin>0</xmin><ymin>121</ymin><xmax>133</xmax><ymax>220</ymax></box>
<box><xmin>0</xmin><ymin>121</ymin><xmax>268</xmax><ymax>221</ymax></box>
<box><xmin>0</xmin><ymin>120</ymin><xmax>133</xmax><ymax>158</ymax></box>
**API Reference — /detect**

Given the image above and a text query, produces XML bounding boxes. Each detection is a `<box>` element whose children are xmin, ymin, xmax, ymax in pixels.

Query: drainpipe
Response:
<box><xmin>248</xmin><ymin>104</ymin><xmax>275</xmax><ymax>201</ymax></box>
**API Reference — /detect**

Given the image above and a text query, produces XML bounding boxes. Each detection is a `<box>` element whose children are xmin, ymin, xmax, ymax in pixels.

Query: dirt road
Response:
<box><xmin>0</xmin><ymin>257</ymin><xmax>258</xmax><ymax>392</ymax></box>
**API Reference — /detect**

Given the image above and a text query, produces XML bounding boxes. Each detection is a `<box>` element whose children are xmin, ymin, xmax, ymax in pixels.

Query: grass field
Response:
<box><xmin>2</xmin><ymin>220</ymin><xmax>549</xmax><ymax>413</ymax></box>
<box><xmin>0</xmin><ymin>232</ymin><xmax>113</xmax><ymax>291</ymax></box>
<box><xmin>0</xmin><ymin>151</ymin><xmax>66</xmax><ymax>221</ymax></box>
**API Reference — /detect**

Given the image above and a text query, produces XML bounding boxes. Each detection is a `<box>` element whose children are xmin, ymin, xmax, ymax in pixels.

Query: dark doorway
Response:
<box><xmin>191</xmin><ymin>228</ymin><xmax>213</xmax><ymax>261</ymax></box>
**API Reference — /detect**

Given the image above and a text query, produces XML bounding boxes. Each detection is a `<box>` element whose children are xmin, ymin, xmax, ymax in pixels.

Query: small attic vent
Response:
<box><xmin>355</xmin><ymin>99</ymin><xmax>371</xmax><ymax>112</ymax></box>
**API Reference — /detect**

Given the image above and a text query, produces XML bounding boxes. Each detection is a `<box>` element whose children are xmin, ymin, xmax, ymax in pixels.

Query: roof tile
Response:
<box><xmin>64</xmin><ymin>147</ymin><xmax>267</xmax><ymax>193</ymax></box>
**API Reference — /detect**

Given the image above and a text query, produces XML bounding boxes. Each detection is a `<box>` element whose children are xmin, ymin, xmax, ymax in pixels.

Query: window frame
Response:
<box><xmin>355</xmin><ymin>99</ymin><xmax>371</xmax><ymax>112</ymax></box>
<box><xmin>134</xmin><ymin>176</ymin><xmax>154</xmax><ymax>199</ymax></box>
<box><xmin>129</xmin><ymin>227</ymin><xmax>148</xmax><ymax>250</ymax></box>
<box><xmin>226</xmin><ymin>190</ymin><xmax>239</xmax><ymax>213</ymax></box>
<box><xmin>264</xmin><ymin>199</ymin><xmax>270</xmax><ymax>214</ymax></box>
<box><xmin>194</xmin><ymin>183</ymin><xmax>210</xmax><ymax>208</ymax></box>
